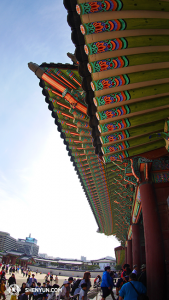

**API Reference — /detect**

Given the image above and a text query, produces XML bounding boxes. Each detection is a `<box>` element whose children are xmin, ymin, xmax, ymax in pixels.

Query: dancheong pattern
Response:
<box><xmin>85</xmin><ymin>149</ymin><xmax>95</xmax><ymax>155</ymax></box>
<box><xmin>73</xmin><ymin>119</ymin><xmax>90</xmax><ymax>128</ymax></box>
<box><xmin>94</xmin><ymin>91</ymin><xmax>130</xmax><ymax>106</ymax></box>
<box><xmin>88</xmin><ymin>56</ymin><xmax>129</xmax><ymax>73</ymax></box>
<box><xmin>85</xmin><ymin>38</ymin><xmax>127</xmax><ymax>55</ymax></box>
<box><xmin>96</xmin><ymin>105</ymin><xmax>130</xmax><ymax>120</ymax></box>
<box><xmin>91</xmin><ymin>74</ymin><xmax>130</xmax><ymax>91</ymax></box>
<box><xmin>104</xmin><ymin>151</ymin><xmax>129</xmax><ymax>162</ymax></box>
<box><xmin>76</xmin><ymin>0</ymin><xmax>123</xmax><ymax>15</ymax></box>
<box><xmin>82</xmin><ymin>143</ymin><xmax>93</xmax><ymax>149</ymax></box>
<box><xmin>80</xmin><ymin>19</ymin><xmax>126</xmax><ymax>35</ymax></box>
<box><xmin>151</xmin><ymin>172</ymin><xmax>169</xmax><ymax>183</ymax></box>
<box><xmin>151</xmin><ymin>158</ymin><xmax>169</xmax><ymax>171</ymax></box>
<box><xmin>100</xmin><ymin>130</ymin><xmax>130</xmax><ymax>143</ymax></box>
<box><xmin>102</xmin><ymin>141</ymin><xmax>130</xmax><ymax>154</ymax></box>
<box><xmin>69</xmin><ymin>108</ymin><xmax>88</xmax><ymax>120</ymax></box>
<box><xmin>77</xmin><ymin>128</ymin><xmax>92</xmax><ymax>135</ymax></box>
<box><xmin>98</xmin><ymin>119</ymin><xmax>130</xmax><ymax>133</ymax></box>
<box><xmin>80</xmin><ymin>136</ymin><xmax>93</xmax><ymax>143</ymax></box>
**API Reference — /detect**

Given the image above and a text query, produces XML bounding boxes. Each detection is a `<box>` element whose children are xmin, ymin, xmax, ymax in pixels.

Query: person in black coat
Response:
<box><xmin>137</xmin><ymin>264</ymin><xmax>147</xmax><ymax>288</ymax></box>
<box><xmin>8</xmin><ymin>274</ymin><xmax>16</xmax><ymax>286</ymax></box>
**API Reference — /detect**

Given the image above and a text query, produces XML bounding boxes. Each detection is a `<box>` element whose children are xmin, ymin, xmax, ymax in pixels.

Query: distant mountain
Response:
<box><xmin>105</xmin><ymin>256</ymin><xmax>115</xmax><ymax>260</ymax></box>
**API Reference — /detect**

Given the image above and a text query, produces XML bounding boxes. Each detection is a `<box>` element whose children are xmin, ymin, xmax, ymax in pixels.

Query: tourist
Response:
<box><xmin>33</xmin><ymin>282</ymin><xmax>41</xmax><ymax>300</ymax></box>
<box><xmin>118</xmin><ymin>271</ymin><xmax>121</xmax><ymax>278</ymax></box>
<box><xmin>132</xmin><ymin>265</ymin><xmax>138</xmax><ymax>275</ymax></box>
<box><xmin>94</xmin><ymin>275</ymin><xmax>101</xmax><ymax>287</ymax></box>
<box><xmin>9</xmin><ymin>266</ymin><xmax>13</xmax><ymax>275</ymax></box>
<box><xmin>54</xmin><ymin>276</ymin><xmax>58</xmax><ymax>284</ymax></box>
<box><xmin>72</xmin><ymin>278</ymin><xmax>82</xmax><ymax>296</ymax></box>
<box><xmin>101</xmin><ymin>266</ymin><xmax>112</xmax><ymax>300</ymax></box>
<box><xmin>48</xmin><ymin>284</ymin><xmax>59</xmax><ymax>300</ymax></box>
<box><xmin>0</xmin><ymin>270</ymin><xmax>6</xmax><ymax>284</ymax></box>
<box><xmin>8</xmin><ymin>274</ymin><xmax>16</xmax><ymax>286</ymax></box>
<box><xmin>20</xmin><ymin>283</ymin><xmax>26</xmax><ymax>294</ymax></box>
<box><xmin>79</xmin><ymin>283</ymin><xmax>87</xmax><ymax>300</ymax></box>
<box><xmin>19</xmin><ymin>291</ymin><xmax>31</xmax><ymax>300</ymax></box>
<box><xmin>44</xmin><ymin>275</ymin><xmax>48</xmax><ymax>284</ymax></box>
<box><xmin>29</xmin><ymin>282</ymin><xmax>36</xmax><ymax>300</ymax></box>
<box><xmin>28</xmin><ymin>274</ymin><xmax>37</xmax><ymax>287</ymax></box>
<box><xmin>116</xmin><ymin>276</ymin><xmax>129</xmax><ymax>299</ymax></box>
<box><xmin>66</xmin><ymin>277</ymin><xmax>73</xmax><ymax>298</ymax></box>
<box><xmin>58</xmin><ymin>280</ymin><xmax>69</xmax><ymax>300</ymax></box>
<box><xmin>109</xmin><ymin>272</ymin><xmax>115</xmax><ymax>300</ymax></box>
<box><xmin>121</xmin><ymin>265</ymin><xmax>131</xmax><ymax>278</ymax></box>
<box><xmin>5</xmin><ymin>265</ymin><xmax>8</xmax><ymax>274</ymax></box>
<box><xmin>73</xmin><ymin>271</ymin><xmax>91</xmax><ymax>297</ymax></box>
<box><xmin>50</xmin><ymin>274</ymin><xmax>53</xmax><ymax>285</ymax></box>
<box><xmin>46</xmin><ymin>280</ymin><xmax>52</xmax><ymax>289</ymax></box>
<box><xmin>79</xmin><ymin>272</ymin><xmax>91</xmax><ymax>293</ymax></box>
<box><xmin>41</xmin><ymin>282</ymin><xmax>49</xmax><ymax>300</ymax></box>
<box><xmin>137</xmin><ymin>264</ymin><xmax>147</xmax><ymax>288</ymax></box>
<box><xmin>0</xmin><ymin>279</ymin><xmax>6</xmax><ymax>300</ymax></box>
<box><xmin>119</xmin><ymin>273</ymin><xmax>146</xmax><ymax>300</ymax></box>
<box><xmin>27</xmin><ymin>276</ymin><xmax>30</xmax><ymax>286</ymax></box>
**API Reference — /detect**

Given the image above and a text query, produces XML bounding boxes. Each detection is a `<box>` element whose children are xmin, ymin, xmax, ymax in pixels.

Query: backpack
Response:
<box><xmin>130</xmin><ymin>282</ymin><xmax>149</xmax><ymax>300</ymax></box>
<box><xmin>71</xmin><ymin>279</ymin><xmax>81</xmax><ymax>295</ymax></box>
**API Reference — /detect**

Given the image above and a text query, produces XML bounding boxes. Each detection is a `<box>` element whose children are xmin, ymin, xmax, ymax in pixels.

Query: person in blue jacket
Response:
<box><xmin>101</xmin><ymin>266</ymin><xmax>115</xmax><ymax>300</ymax></box>
<box><xmin>119</xmin><ymin>273</ymin><xmax>147</xmax><ymax>300</ymax></box>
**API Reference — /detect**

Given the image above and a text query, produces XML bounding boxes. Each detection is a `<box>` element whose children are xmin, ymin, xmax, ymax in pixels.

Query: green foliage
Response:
<box><xmin>82</xmin><ymin>264</ymin><xmax>99</xmax><ymax>270</ymax></box>
<box><xmin>51</xmin><ymin>262</ymin><xmax>58</xmax><ymax>266</ymax></box>
<box><xmin>115</xmin><ymin>264</ymin><xmax>122</xmax><ymax>271</ymax></box>
<box><xmin>119</xmin><ymin>250</ymin><xmax>125</xmax><ymax>266</ymax></box>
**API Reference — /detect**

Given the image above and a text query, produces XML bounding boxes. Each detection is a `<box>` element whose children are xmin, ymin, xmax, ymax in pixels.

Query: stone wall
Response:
<box><xmin>28</xmin><ymin>265</ymin><xmax>103</xmax><ymax>278</ymax></box>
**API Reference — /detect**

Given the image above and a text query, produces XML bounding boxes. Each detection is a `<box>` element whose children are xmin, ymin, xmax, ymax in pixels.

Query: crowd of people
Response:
<box><xmin>0</xmin><ymin>263</ymin><xmax>148</xmax><ymax>300</ymax></box>
<box><xmin>100</xmin><ymin>264</ymin><xmax>147</xmax><ymax>300</ymax></box>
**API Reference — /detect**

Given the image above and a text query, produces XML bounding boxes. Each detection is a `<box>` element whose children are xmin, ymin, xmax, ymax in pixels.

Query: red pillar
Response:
<box><xmin>11</xmin><ymin>257</ymin><xmax>16</xmax><ymax>265</ymax></box>
<box><xmin>2</xmin><ymin>257</ymin><xmax>6</xmax><ymax>264</ymax></box>
<box><xmin>125</xmin><ymin>246</ymin><xmax>127</xmax><ymax>264</ymax></box>
<box><xmin>140</xmin><ymin>182</ymin><xmax>166</xmax><ymax>299</ymax></box>
<box><xmin>132</xmin><ymin>223</ymin><xmax>141</xmax><ymax>271</ymax></box>
<box><xmin>6</xmin><ymin>256</ymin><xmax>10</xmax><ymax>264</ymax></box>
<box><xmin>127</xmin><ymin>240</ymin><xmax>132</xmax><ymax>269</ymax></box>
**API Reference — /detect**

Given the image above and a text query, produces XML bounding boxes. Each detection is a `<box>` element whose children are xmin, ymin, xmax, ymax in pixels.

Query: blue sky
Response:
<box><xmin>0</xmin><ymin>0</ymin><xmax>120</xmax><ymax>260</ymax></box>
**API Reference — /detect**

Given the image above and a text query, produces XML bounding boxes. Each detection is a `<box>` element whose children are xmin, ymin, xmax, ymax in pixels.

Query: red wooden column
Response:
<box><xmin>11</xmin><ymin>256</ymin><xmax>16</xmax><ymax>265</ymax></box>
<box><xmin>125</xmin><ymin>246</ymin><xmax>127</xmax><ymax>264</ymax></box>
<box><xmin>140</xmin><ymin>182</ymin><xmax>166</xmax><ymax>299</ymax></box>
<box><xmin>127</xmin><ymin>240</ymin><xmax>132</xmax><ymax>269</ymax></box>
<box><xmin>132</xmin><ymin>223</ymin><xmax>141</xmax><ymax>271</ymax></box>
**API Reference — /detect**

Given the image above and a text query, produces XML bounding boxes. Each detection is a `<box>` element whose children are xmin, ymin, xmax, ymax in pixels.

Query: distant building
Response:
<box><xmin>39</xmin><ymin>253</ymin><xmax>48</xmax><ymax>258</ymax></box>
<box><xmin>91</xmin><ymin>258</ymin><xmax>116</xmax><ymax>270</ymax></box>
<box><xmin>0</xmin><ymin>231</ymin><xmax>39</xmax><ymax>256</ymax></box>
<box><xmin>17</xmin><ymin>238</ymin><xmax>39</xmax><ymax>256</ymax></box>
<box><xmin>0</xmin><ymin>232</ymin><xmax>17</xmax><ymax>252</ymax></box>
<box><xmin>81</xmin><ymin>256</ymin><xmax>86</xmax><ymax>262</ymax></box>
